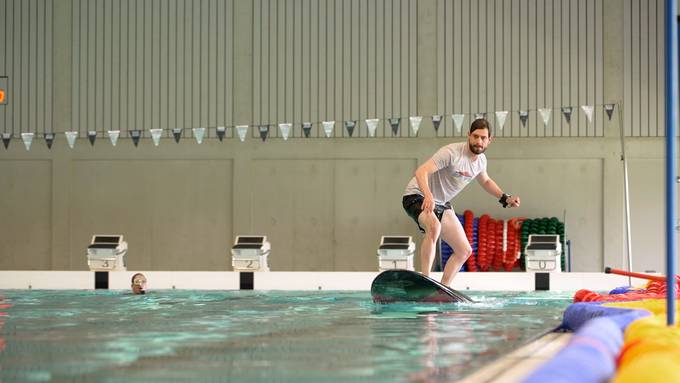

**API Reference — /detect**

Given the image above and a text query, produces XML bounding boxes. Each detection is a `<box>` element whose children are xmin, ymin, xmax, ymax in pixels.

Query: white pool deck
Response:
<box><xmin>0</xmin><ymin>270</ymin><xmax>651</xmax><ymax>291</ymax></box>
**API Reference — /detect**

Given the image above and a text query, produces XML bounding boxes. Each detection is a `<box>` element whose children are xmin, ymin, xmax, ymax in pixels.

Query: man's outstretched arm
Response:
<box><xmin>476</xmin><ymin>171</ymin><xmax>520</xmax><ymax>207</ymax></box>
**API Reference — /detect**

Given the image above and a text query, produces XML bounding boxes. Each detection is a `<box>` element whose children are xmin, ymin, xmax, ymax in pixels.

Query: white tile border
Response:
<box><xmin>109</xmin><ymin>272</ymin><xmax>241</xmax><ymax>290</ymax></box>
<box><xmin>549</xmin><ymin>272</ymin><xmax>650</xmax><ymax>291</ymax></box>
<box><xmin>0</xmin><ymin>271</ymin><xmax>240</xmax><ymax>290</ymax></box>
<box><xmin>0</xmin><ymin>271</ymin><xmax>95</xmax><ymax>290</ymax></box>
<box><xmin>253</xmin><ymin>272</ymin><xmax>379</xmax><ymax>290</ymax></box>
<box><xmin>444</xmin><ymin>272</ymin><xmax>536</xmax><ymax>291</ymax></box>
<box><xmin>0</xmin><ymin>271</ymin><xmax>654</xmax><ymax>291</ymax></box>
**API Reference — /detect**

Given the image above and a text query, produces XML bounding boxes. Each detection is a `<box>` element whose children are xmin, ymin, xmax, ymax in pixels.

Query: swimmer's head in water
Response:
<box><xmin>131</xmin><ymin>273</ymin><xmax>147</xmax><ymax>295</ymax></box>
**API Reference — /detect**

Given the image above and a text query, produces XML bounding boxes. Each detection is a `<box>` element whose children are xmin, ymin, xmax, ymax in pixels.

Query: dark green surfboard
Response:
<box><xmin>371</xmin><ymin>269</ymin><xmax>474</xmax><ymax>303</ymax></box>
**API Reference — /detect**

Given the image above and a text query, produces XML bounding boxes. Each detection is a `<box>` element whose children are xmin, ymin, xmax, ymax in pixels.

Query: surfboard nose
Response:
<box><xmin>371</xmin><ymin>270</ymin><xmax>474</xmax><ymax>304</ymax></box>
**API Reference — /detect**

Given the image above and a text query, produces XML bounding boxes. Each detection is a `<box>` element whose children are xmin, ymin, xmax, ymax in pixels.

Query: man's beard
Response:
<box><xmin>469</xmin><ymin>142</ymin><xmax>486</xmax><ymax>154</ymax></box>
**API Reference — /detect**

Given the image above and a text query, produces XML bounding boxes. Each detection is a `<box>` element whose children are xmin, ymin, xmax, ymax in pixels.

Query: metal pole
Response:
<box><xmin>665</xmin><ymin>0</ymin><xmax>678</xmax><ymax>326</ymax></box>
<box><xmin>563</xmin><ymin>209</ymin><xmax>570</xmax><ymax>272</ymax></box>
<box><xmin>618</xmin><ymin>103</ymin><xmax>633</xmax><ymax>286</ymax></box>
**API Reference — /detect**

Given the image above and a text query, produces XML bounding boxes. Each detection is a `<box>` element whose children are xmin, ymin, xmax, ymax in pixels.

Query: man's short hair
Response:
<box><xmin>470</xmin><ymin>118</ymin><xmax>492</xmax><ymax>137</ymax></box>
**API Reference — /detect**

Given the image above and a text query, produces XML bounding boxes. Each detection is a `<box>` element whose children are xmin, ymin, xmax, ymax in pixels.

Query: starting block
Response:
<box><xmin>231</xmin><ymin>235</ymin><xmax>271</xmax><ymax>272</ymax></box>
<box><xmin>525</xmin><ymin>234</ymin><xmax>562</xmax><ymax>272</ymax></box>
<box><xmin>87</xmin><ymin>235</ymin><xmax>128</xmax><ymax>271</ymax></box>
<box><xmin>377</xmin><ymin>236</ymin><xmax>415</xmax><ymax>271</ymax></box>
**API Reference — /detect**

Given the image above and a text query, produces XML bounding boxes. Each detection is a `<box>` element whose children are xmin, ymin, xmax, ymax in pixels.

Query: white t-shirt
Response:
<box><xmin>403</xmin><ymin>142</ymin><xmax>487</xmax><ymax>204</ymax></box>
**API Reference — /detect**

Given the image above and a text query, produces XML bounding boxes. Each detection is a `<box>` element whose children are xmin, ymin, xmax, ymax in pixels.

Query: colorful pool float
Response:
<box><xmin>522</xmin><ymin>273</ymin><xmax>680</xmax><ymax>383</ymax></box>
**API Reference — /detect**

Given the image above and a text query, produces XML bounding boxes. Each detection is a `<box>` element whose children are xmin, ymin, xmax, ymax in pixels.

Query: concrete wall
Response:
<box><xmin>0</xmin><ymin>0</ymin><xmax>675</xmax><ymax>272</ymax></box>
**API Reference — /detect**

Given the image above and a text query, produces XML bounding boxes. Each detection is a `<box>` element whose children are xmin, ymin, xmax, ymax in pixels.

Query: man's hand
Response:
<box><xmin>422</xmin><ymin>194</ymin><xmax>435</xmax><ymax>213</ymax></box>
<box><xmin>507</xmin><ymin>195</ymin><xmax>520</xmax><ymax>208</ymax></box>
<box><xmin>499</xmin><ymin>193</ymin><xmax>521</xmax><ymax>208</ymax></box>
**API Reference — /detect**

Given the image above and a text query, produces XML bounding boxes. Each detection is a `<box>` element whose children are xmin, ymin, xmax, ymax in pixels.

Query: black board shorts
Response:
<box><xmin>402</xmin><ymin>194</ymin><xmax>452</xmax><ymax>233</ymax></box>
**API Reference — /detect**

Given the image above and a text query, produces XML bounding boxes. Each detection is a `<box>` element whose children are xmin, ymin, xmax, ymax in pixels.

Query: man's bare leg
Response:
<box><xmin>439</xmin><ymin>210</ymin><xmax>472</xmax><ymax>286</ymax></box>
<box><xmin>417</xmin><ymin>211</ymin><xmax>441</xmax><ymax>277</ymax></box>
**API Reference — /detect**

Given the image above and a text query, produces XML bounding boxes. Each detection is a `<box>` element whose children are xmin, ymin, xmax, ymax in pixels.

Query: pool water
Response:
<box><xmin>0</xmin><ymin>290</ymin><xmax>571</xmax><ymax>382</ymax></box>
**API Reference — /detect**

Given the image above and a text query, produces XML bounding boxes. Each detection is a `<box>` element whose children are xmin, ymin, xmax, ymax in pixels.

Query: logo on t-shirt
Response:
<box><xmin>454</xmin><ymin>169</ymin><xmax>473</xmax><ymax>179</ymax></box>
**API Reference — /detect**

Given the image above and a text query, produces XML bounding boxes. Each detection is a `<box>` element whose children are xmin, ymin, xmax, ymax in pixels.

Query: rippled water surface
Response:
<box><xmin>0</xmin><ymin>290</ymin><xmax>571</xmax><ymax>382</ymax></box>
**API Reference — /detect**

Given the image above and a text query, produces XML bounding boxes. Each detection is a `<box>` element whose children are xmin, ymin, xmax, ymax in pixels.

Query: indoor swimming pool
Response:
<box><xmin>0</xmin><ymin>290</ymin><xmax>572</xmax><ymax>382</ymax></box>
